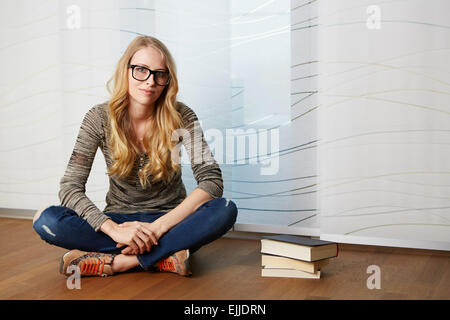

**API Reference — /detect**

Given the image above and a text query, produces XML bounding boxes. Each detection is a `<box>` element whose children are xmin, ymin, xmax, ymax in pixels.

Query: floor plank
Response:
<box><xmin>0</xmin><ymin>218</ymin><xmax>449</xmax><ymax>300</ymax></box>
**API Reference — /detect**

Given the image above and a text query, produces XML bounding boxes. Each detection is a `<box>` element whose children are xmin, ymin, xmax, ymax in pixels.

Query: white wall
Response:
<box><xmin>2</xmin><ymin>0</ymin><xmax>448</xmax><ymax>251</ymax></box>
<box><xmin>0</xmin><ymin>0</ymin><xmax>120</xmax><ymax>212</ymax></box>
<box><xmin>318</xmin><ymin>0</ymin><xmax>450</xmax><ymax>250</ymax></box>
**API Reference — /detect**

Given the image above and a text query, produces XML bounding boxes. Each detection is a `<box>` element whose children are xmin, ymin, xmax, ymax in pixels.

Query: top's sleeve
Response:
<box><xmin>58</xmin><ymin>106</ymin><xmax>111</xmax><ymax>232</ymax></box>
<box><xmin>178</xmin><ymin>104</ymin><xmax>224</xmax><ymax>198</ymax></box>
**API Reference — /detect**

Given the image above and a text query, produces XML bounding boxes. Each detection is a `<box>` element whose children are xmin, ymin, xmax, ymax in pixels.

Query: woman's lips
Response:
<box><xmin>139</xmin><ymin>89</ymin><xmax>154</xmax><ymax>96</ymax></box>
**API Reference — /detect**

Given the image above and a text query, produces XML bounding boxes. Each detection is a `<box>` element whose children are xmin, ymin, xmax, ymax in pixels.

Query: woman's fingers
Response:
<box><xmin>128</xmin><ymin>238</ymin><xmax>140</xmax><ymax>253</ymax></box>
<box><xmin>136</xmin><ymin>230</ymin><xmax>151</xmax><ymax>253</ymax></box>
<box><xmin>116</xmin><ymin>221</ymin><xmax>159</xmax><ymax>254</ymax></box>
<box><xmin>136</xmin><ymin>224</ymin><xmax>158</xmax><ymax>248</ymax></box>
<box><xmin>134</xmin><ymin>241</ymin><xmax>145</xmax><ymax>255</ymax></box>
<box><xmin>121</xmin><ymin>246</ymin><xmax>134</xmax><ymax>255</ymax></box>
<box><xmin>141</xmin><ymin>226</ymin><xmax>159</xmax><ymax>246</ymax></box>
<box><xmin>132</xmin><ymin>233</ymin><xmax>146</xmax><ymax>254</ymax></box>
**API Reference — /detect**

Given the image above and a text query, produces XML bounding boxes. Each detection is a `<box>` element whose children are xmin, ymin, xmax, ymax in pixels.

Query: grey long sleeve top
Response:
<box><xmin>58</xmin><ymin>101</ymin><xmax>223</xmax><ymax>232</ymax></box>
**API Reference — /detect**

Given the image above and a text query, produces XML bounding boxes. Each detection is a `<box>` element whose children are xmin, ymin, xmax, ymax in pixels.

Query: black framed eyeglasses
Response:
<box><xmin>128</xmin><ymin>64</ymin><xmax>171</xmax><ymax>86</ymax></box>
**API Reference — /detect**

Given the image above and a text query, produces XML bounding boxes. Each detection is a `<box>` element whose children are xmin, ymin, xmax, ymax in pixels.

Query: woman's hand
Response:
<box><xmin>108</xmin><ymin>221</ymin><xmax>159</xmax><ymax>255</ymax></box>
<box><xmin>115</xmin><ymin>221</ymin><xmax>167</xmax><ymax>255</ymax></box>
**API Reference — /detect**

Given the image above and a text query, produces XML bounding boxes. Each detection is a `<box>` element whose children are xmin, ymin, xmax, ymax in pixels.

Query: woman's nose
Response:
<box><xmin>146</xmin><ymin>73</ymin><xmax>156</xmax><ymax>86</ymax></box>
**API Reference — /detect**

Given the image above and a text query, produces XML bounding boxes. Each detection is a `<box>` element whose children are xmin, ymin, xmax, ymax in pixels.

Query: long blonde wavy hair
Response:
<box><xmin>105</xmin><ymin>35</ymin><xmax>183</xmax><ymax>189</ymax></box>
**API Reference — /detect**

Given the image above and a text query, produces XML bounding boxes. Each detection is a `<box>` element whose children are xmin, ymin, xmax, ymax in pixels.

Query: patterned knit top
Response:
<box><xmin>58</xmin><ymin>101</ymin><xmax>223</xmax><ymax>231</ymax></box>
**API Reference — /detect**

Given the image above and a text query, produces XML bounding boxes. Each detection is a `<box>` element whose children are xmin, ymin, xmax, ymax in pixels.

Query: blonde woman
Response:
<box><xmin>32</xmin><ymin>35</ymin><xmax>238</xmax><ymax>277</ymax></box>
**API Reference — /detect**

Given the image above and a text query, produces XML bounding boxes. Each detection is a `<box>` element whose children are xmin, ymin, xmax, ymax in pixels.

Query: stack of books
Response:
<box><xmin>260</xmin><ymin>235</ymin><xmax>339</xmax><ymax>279</ymax></box>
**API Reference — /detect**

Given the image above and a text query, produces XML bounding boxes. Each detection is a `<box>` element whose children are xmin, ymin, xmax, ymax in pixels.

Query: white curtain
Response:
<box><xmin>318</xmin><ymin>0</ymin><xmax>450</xmax><ymax>250</ymax></box>
<box><xmin>1</xmin><ymin>0</ymin><xmax>448</xmax><ymax>251</ymax></box>
<box><xmin>228</xmin><ymin>0</ymin><xmax>319</xmax><ymax>235</ymax></box>
<box><xmin>0</xmin><ymin>0</ymin><xmax>120</xmax><ymax>212</ymax></box>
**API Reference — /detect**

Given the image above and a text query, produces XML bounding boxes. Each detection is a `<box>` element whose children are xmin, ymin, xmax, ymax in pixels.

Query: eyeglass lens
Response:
<box><xmin>133</xmin><ymin>66</ymin><xmax>169</xmax><ymax>85</ymax></box>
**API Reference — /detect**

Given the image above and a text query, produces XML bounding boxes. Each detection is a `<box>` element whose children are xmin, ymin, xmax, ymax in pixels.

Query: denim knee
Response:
<box><xmin>222</xmin><ymin>197</ymin><xmax>237</xmax><ymax>217</ymax></box>
<box><xmin>213</xmin><ymin>197</ymin><xmax>238</xmax><ymax>230</ymax></box>
<box><xmin>32</xmin><ymin>205</ymin><xmax>64</xmax><ymax>243</ymax></box>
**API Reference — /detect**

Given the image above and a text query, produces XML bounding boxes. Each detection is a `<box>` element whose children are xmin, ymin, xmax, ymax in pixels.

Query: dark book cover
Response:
<box><xmin>260</xmin><ymin>252</ymin><xmax>335</xmax><ymax>263</ymax></box>
<box><xmin>261</xmin><ymin>235</ymin><xmax>337</xmax><ymax>247</ymax></box>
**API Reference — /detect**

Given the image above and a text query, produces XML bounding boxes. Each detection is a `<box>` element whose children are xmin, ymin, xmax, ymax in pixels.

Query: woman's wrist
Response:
<box><xmin>100</xmin><ymin>219</ymin><xmax>118</xmax><ymax>236</ymax></box>
<box><xmin>151</xmin><ymin>219</ymin><xmax>169</xmax><ymax>238</ymax></box>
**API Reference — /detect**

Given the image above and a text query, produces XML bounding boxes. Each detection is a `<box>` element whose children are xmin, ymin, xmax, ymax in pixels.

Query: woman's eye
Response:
<box><xmin>137</xmin><ymin>67</ymin><xmax>147</xmax><ymax>72</ymax></box>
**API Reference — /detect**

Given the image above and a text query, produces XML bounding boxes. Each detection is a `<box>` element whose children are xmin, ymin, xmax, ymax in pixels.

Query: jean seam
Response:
<box><xmin>136</xmin><ymin>254</ymin><xmax>149</xmax><ymax>270</ymax></box>
<box><xmin>33</xmin><ymin>214</ymin><xmax>44</xmax><ymax>229</ymax></box>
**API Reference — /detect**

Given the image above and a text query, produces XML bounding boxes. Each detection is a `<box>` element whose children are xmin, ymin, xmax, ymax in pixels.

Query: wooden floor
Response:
<box><xmin>0</xmin><ymin>217</ymin><xmax>449</xmax><ymax>300</ymax></box>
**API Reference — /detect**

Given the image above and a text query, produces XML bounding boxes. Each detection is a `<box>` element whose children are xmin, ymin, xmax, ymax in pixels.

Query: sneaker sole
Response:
<box><xmin>59</xmin><ymin>252</ymin><xmax>70</xmax><ymax>275</ymax></box>
<box><xmin>180</xmin><ymin>250</ymin><xmax>192</xmax><ymax>277</ymax></box>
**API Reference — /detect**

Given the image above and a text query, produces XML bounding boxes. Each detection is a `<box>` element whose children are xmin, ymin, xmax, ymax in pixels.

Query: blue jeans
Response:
<box><xmin>33</xmin><ymin>197</ymin><xmax>238</xmax><ymax>271</ymax></box>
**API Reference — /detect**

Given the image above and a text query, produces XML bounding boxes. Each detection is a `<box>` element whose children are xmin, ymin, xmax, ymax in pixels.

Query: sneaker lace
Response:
<box><xmin>80</xmin><ymin>257</ymin><xmax>105</xmax><ymax>275</ymax></box>
<box><xmin>158</xmin><ymin>259</ymin><xmax>175</xmax><ymax>272</ymax></box>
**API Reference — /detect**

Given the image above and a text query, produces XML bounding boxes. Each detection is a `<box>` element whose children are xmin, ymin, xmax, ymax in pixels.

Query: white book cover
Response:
<box><xmin>261</xmin><ymin>267</ymin><xmax>321</xmax><ymax>279</ymax></box>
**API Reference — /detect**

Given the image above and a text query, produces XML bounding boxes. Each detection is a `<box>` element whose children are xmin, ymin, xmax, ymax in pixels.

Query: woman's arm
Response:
<box><xmin>153</xmin><ymin>187</ymin><xmax>213</xmax><ymax>234</ymax></box>
<box><xmin>59</xmin><ymin>105</ymin><xmax>111</xmax><ymax>232</ymax></box>
<box><xmin>178</xmin><ymin>103</ymin><xmax>224</xmax><ymax>199</ymax></box>
<box><xmin>151</xmin><ymin>103</ymin><xmax>223</xmax><ymax>234</ymax></box>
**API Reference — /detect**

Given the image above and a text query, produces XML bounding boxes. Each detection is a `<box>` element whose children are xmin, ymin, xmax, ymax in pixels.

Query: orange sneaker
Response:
<box><xmin>59</xmin><ymin>250</ymin><xmax>116</xmax><ymax>277</ymax></box>
<box><xmin>154</xmin><ymin>249</ymin><xmax>192</xmax><ymax>276</ymax></box>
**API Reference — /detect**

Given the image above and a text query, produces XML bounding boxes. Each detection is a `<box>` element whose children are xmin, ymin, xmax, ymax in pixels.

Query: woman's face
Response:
<box><xmin>128</xmin><ymin>46</ymin><xmax>168</xmax><ymax>108</ymax></box>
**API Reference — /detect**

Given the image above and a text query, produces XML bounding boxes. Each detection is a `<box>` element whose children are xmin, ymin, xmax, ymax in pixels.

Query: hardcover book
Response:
<box><xmin>260</xmin><ymin>235</ymin><xmax>338</xmax><ymax>262</ymax></box>
<box><xmin>261</xmin><ymin>266</ymin><xmax>321</xmax><ymax>279</ymax></box>
<box><xmin>261</xmin><ymin>254</ymin><xmax>329</xmax><ymax>273</ymax></box>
